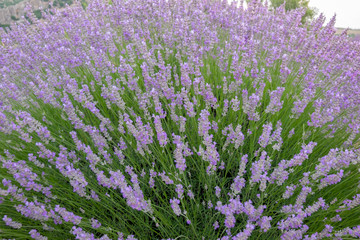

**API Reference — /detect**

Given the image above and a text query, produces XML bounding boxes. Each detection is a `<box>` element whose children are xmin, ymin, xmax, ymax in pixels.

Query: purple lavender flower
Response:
<box><xmin>2</xmin><ymin>215</ymin><xmax>22</xmax><ymax>229</ymax></box>
<box><xmin>29</xmin><ymin>229</ymin><xmax>48</xmax><ymax>240</ymax></box>
<box><xmin>170</xmin><ymin>198</ymin><xmax>182</xmax><ymax>216</ymax></box>
<box><xmin>0</xmin><ymin>0</ymin><xmax>360</xmax><ymax>239</ymax></box>
<box><xmin>91</xmin><ymin>218</ymin><xmax>101</xmax><ymax>229</ymax></box>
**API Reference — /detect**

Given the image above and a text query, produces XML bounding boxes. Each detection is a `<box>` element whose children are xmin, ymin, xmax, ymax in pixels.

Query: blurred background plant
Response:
<box><xmin>246</xmin><ymin>0</ymin><xmax>317</xmax><ymax>23</ymax></box>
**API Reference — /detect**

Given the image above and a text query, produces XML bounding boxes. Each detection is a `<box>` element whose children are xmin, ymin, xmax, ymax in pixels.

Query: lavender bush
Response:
<box><xmin>1</xmin><ymin>0</ymin><xmax>360</xmax><ymax>239</ymax></box>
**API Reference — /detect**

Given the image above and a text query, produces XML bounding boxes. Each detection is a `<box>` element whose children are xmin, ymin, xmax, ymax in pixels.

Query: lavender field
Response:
<box><xmin>0</xmin><ymin>0</ymin><xmax>360</xmax><ymax>239</ymax></box>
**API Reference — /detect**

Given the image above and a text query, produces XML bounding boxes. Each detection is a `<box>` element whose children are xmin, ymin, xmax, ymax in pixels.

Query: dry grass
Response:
<box><xmin>336</xmin><ymin>28</ymin><xmax>360</xmax><ymax>36</ymax></box>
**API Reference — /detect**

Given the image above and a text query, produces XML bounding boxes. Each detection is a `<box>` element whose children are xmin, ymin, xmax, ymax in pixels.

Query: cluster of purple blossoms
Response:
<box><xmin>2</xmin><ymin>215</ymin><xmax>22</xmax><ymax>229</ymax></box>
<box><xmin>0</xmin><ymin>0</ymin><xmax>360</xmax><ymax>239</ymax></box>
<box><xmin>29</xmin><ymin>229</ymin><xmax>48</xmax><ymax>240</ymax></box>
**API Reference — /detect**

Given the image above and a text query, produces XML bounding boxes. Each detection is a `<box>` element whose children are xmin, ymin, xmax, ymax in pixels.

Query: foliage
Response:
<box><xmin>10</xmin><ymin>15</ymin><xmax>19</xmax><ymax>21</ymax></box>
<box><xmin>0</xmin><ymin>0</ymin><xmax>360</xmax><ymax>239</ymax></box>
<box><xmin>33</xmin><ymin>9</ymin><xmax>42</xmax><ymax>19</ymax></box>
<box><xmin>270</xmin><ymin>0</ymin><xmax>316</xmax><ymax>22</ymax></box>
<box><xmin>0</xmin><ymin>23</ymin><xmax>10</xmax><ymax>32</ymax></box>
<box><xmin>80</xmin><ymin>0</ymin><xmax>87</xmax><ymax>10</ymax></box>
<box><xmin>52</xmin><ymin>0</ymin><xmax>73</xmax><ymax>8</ymax></box>
<box><xmin>246</xmin><ymin>0</ymin><xmax>316</xmax><ymax>23</ymax></box>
